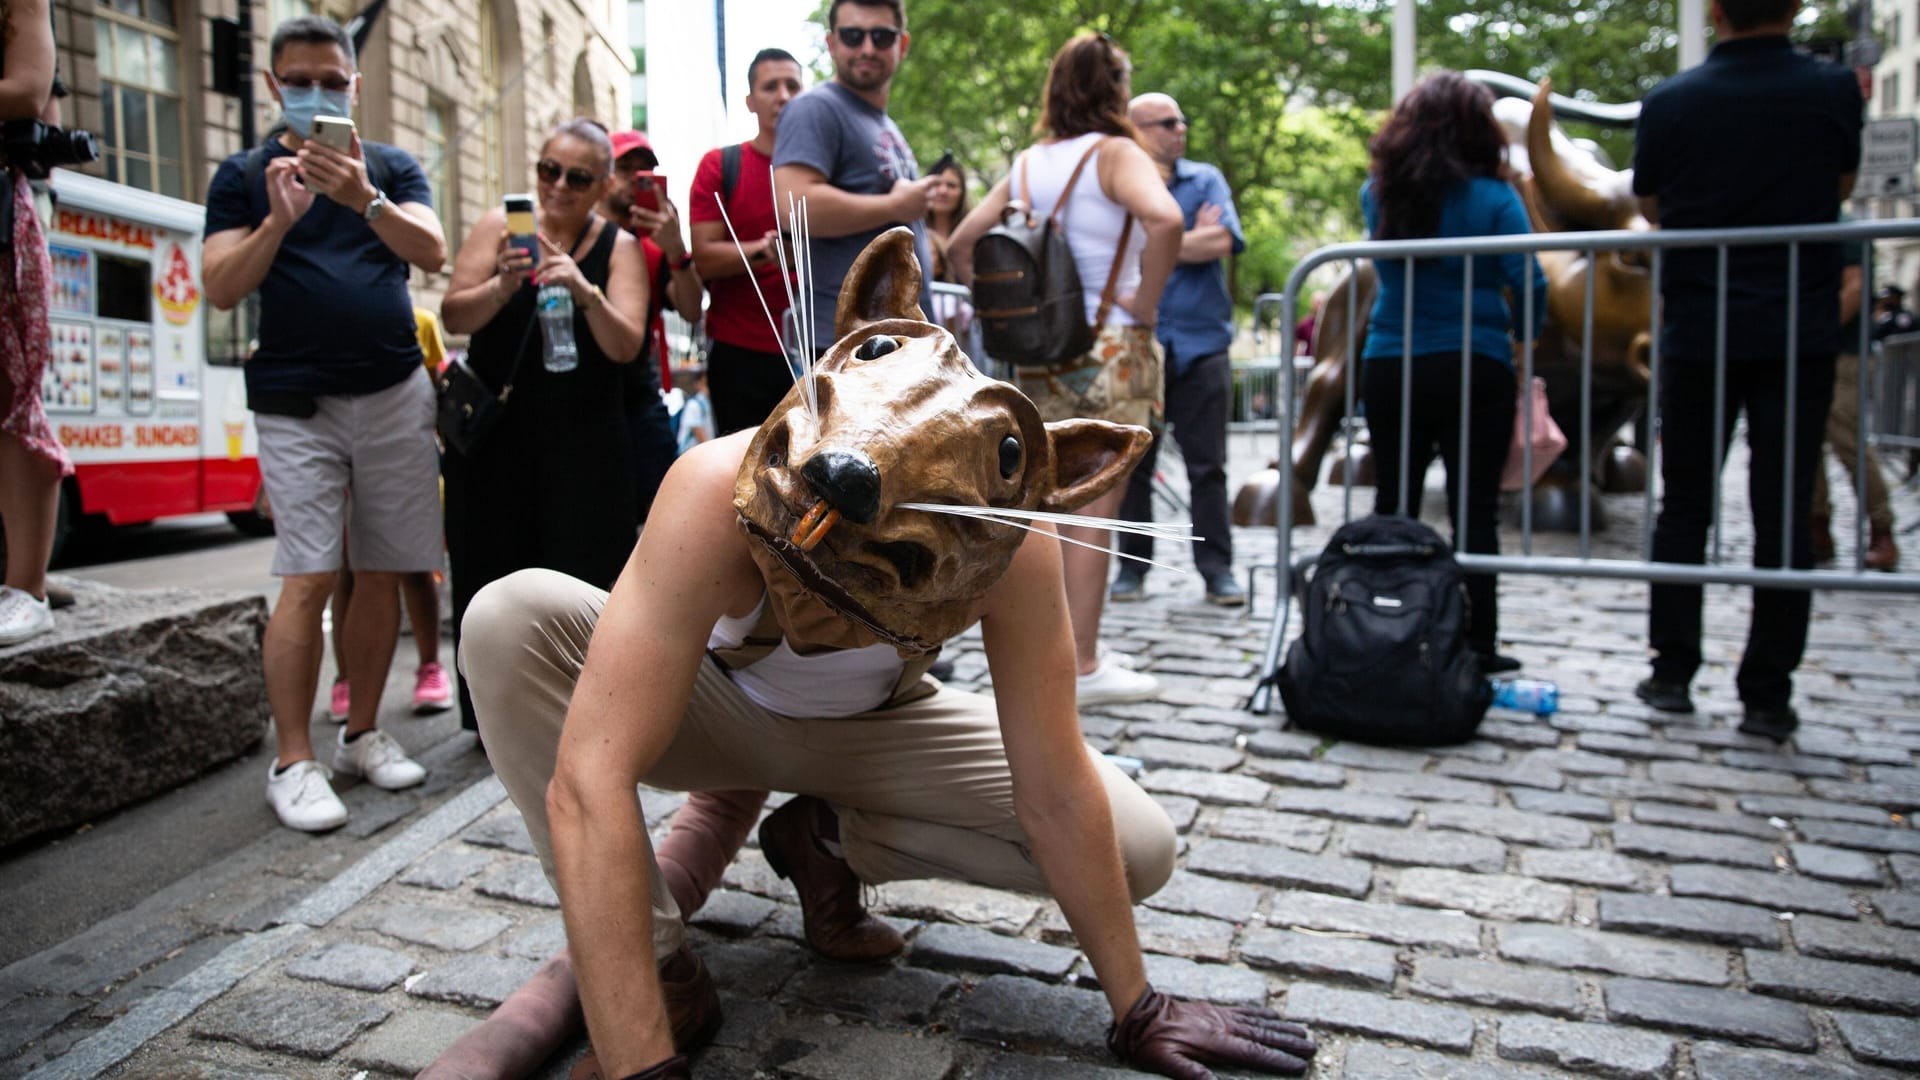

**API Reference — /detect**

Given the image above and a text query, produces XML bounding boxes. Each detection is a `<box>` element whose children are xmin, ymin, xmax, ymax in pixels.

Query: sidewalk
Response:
<box><xmin>12</xmin><ymin>433</ymin><xmax>1920</xmax><ymax>1079</ymax></box>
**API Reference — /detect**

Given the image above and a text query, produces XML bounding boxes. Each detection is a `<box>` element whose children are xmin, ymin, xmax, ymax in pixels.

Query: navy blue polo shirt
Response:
<box><xmin>1631</xmin><ymin>36</ymin><xmax>1863</xmax><ymax>360</ymax></box>
<box><xmin>204</xmin><ymin>139</ymin><xmax>432</xmax><ymax>397</ymax></box>
<box><xmin>1156</xmin><ymin>159</ymin><xmax>1245</xmax><ymax>372</ymax></box>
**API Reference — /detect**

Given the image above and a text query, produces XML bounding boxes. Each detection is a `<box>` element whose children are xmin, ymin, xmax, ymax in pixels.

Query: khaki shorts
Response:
<box><xmin>255</xmin><ymin>366</ymin><xmax>442</xmax><ymax>576</ymax></box>
<box><xmin>1011</xmin><ymin>323</ymin><xmax>1163</xmax><ymax>430</ymax></box>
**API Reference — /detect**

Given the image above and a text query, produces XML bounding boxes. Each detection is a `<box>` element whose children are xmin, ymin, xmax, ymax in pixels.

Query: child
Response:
<box><xmin>673</xmin><ymin>364</ymin><xmax>714</xmax><ymax>456</ymax></box>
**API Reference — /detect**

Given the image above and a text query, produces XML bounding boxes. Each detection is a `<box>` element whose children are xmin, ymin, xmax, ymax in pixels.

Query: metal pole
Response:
<box><xmin>1393</xmin><ymin>0</ymin><xmax>1416</xmax><ymax>103</ymax></box>
<box><xmin>237</xmin><ymin>0</ymin><xmax>256</xmax><ymax>149</ymax></box>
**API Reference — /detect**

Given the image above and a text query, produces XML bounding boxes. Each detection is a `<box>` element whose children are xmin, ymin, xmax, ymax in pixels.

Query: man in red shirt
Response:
<box><xmin>603</xmin><ymin>129</ymin><xmax>702</xmax><ymax>516</ymax></box>
<box><xmin>689</xmin><ymin>48</ymin><xmax>803</xmax><ymax>434</ymax></box>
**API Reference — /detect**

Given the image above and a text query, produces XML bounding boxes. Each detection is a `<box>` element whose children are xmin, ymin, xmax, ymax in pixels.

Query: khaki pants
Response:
<box><xmin>1813</xmin><ymin>351</ymin><xmax>1894</xmax><ymax>531</ymax></box>
<box><xmin>461</xmin><ymin>568</ymin><xmax>1177</xmax><ymax>960</ymax></box>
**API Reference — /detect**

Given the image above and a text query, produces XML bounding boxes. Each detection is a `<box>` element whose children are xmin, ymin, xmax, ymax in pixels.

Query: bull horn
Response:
<box><xmin>1527</xmin><ymin>79</ymin><xmax>1617</xmax><ymax>230</ymax></box>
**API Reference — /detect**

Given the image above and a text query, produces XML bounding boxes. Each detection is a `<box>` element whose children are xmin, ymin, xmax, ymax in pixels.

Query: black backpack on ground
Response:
<box><xmin>1276</xmin><ymin>515</ymin><xmax>1491</xmax><ymax>746</ymax></box>
<box><xmin>971</xmin><ymin>139</ymin><xmax>1131</xmax><ymax>367</ymax></box>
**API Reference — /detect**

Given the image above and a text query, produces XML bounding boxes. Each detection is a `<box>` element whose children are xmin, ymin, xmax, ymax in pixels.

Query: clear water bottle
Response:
<box><xmin>1491</xmin><ymin>678</ymin><xmax>1559</xmax><ymax>716</ymax></box>
<box><xmin>538</xmin><ymin>283</ymin><xmax>578</xmax><ymax>373</ymax></box>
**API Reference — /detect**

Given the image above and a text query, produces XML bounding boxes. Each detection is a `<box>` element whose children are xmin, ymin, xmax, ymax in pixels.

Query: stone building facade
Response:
<box><xmin>51</xmin><ymin>0</ymin><xmax>636</xmax><ymax>313</ymax></box>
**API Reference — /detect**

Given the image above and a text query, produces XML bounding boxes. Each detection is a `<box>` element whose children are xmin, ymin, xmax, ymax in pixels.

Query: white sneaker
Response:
<box><xmin>266</xmin><ymin>759</ymin><xmax>349</xmax><ymax>832</ymax></box>
<box><xmin>1076</xmin><ymin>657</ymin><xmax>1160</xmax><ymax>706</ymax></box>
<box><xmin>334</xmin><ymin>729</ymin><xmax>427</xmax><ymax>790</ymax></box>
<box><xmin>0</xmin><ymin>586</ymin><xmax>53</xmax><ymax>647</ymax></box>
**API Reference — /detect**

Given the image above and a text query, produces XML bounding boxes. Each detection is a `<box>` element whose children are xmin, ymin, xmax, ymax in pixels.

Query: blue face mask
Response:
<box><xmin>274</xmin><ymin>79</ymin><xmax>352</xmax><ymax>139</ymax></box>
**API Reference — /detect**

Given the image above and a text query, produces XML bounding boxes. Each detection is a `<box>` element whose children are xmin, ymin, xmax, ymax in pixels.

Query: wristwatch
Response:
<box><xmin>362</xmin><ymin>189</ymin><xmax>390</xmax><ymax>222</ymax></box>
<box><xmin>673</xmin><ymin>252</ymin><xmax>695</xmax><ymax>271</ymax></box>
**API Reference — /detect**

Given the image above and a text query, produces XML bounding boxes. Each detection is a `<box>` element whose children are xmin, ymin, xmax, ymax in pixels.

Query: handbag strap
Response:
<box><xmin>1016</xmin><ymin>137</ymin><xmax>1135</xmax><ymax>326</ymax></box>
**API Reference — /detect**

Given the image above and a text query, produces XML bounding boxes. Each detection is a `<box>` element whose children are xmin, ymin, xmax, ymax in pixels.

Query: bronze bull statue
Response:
<box><xmin>1238</xmin><ymin>77</ymin><xmax>1652</xmax><ymax>531</ymax></box>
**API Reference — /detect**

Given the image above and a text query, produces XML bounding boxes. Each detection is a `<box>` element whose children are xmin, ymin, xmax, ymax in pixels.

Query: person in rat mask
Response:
<box><xmin>448</xmin><ymin>229</ymin><xmax>1317</xmax><ymax>1080</ymax></box>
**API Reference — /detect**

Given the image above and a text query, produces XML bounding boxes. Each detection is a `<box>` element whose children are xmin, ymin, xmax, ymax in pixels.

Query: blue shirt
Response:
<box><xmin>1360</xmin><ymin>176</ymin><xmax>1547</xmax><ymax>366</ymax></box>
<box><xmin>204</xmin><ymin>140</ymin><xmax>432</xmax><ymax>398</ymax></box>
<box><xmin>1156</xmin><ymin>159</ymin><xmax>1244</xmax><ymax>372</ymax></box>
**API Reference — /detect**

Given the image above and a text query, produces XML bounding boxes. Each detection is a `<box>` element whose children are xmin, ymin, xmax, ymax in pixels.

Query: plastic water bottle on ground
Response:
<box><xmin>538</xmin><ymin>283</ymin><xmax>578</xmax><ymax>372</ymax></box>
<box><xmin>1490</xmin><ymin>678</ymin><xmax>1559</xmax><ymax>716</ymax></box>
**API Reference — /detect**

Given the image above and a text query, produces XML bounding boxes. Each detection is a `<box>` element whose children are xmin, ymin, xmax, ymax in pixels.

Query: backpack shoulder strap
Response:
<box><xmin>1090</xmin><ymin>136</ymin><xmax>1135</xmax><ymax>328</ymax></box>
<box><xmin>721</xmin><ymin>142</ymin><xmax>743</xmax><ymax>203</ymax></box>
<box><xmin>1046</xmin><ymin>138</ymin><xmax>1106</xmax><ymax>228</ymax></box>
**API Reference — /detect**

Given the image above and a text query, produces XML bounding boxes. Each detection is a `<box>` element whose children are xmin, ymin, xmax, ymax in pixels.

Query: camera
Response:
<box><xmin>3</xmin><ymin>120</ymin><xmax>100</xmax><ymax>180</ymax></box>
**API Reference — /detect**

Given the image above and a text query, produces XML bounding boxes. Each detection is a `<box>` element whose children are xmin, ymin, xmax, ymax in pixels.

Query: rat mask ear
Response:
<box><xmin>834</xmin><ymin>225</ymin><xmax>928</xmax><ymax>340</ymax></box>
<box><xmin>1040</xmin><ymin>418</ymin><xmax>1152</xmax><ymax>513</ymax></box>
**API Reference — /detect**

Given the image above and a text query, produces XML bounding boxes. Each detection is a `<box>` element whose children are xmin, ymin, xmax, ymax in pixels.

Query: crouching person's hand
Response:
<box><xmin>1108</xmin><ymin>986</ymin><xmax>1317</xmax><ymax>1078</ymax></box>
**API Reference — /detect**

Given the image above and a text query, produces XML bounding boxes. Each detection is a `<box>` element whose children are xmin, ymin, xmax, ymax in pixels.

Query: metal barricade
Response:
<box><xmin>929</xmin><ymin>281</ymin><xmax>1002</xmax><ymax>379</ymax></box>
<box><xmin>1252</xmin><ymin>217</ymin><xmax>1920</xmax><ymax>714</ymax></box>
<box><xmin>1875</xmin><ymin>330</ymin><xmax>1920</xmax><ymax>459</ymax></box>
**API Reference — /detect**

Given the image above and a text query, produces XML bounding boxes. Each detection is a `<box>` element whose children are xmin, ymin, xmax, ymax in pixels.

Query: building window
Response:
<box><xmin>95</xmin><ymin>0</ymin><xmax>186</xmax><ymax>198</ymax></box>
<box><xmin>425</xmin><ymin>95</ymin><xmax>456</xmax><ymax>242</ymax></box>
<box><xmin>629</xmin><ymin>0</ymin><xmax>647</xmax><ymax>135</ymax></box>
<box><xmin>479</xmin><ymin>0</ymin><xmax>504</xmax><ymax>208</ymax></box>
<box><xmin>268</xmin><ymin>0</ymin><xmax>313</xmax><ymax>28</ymax></box>
<box><xmin>1887</xmin><ymin>73</ymin><xmax>1903</xmax><ymax>117</ymax></box>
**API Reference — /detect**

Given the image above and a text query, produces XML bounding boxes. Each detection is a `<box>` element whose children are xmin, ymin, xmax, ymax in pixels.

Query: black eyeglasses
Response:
<box><xmin>834</xmin><ymin>26</ymin><xmax>899</xmax><ymax>49</ymax></box>
<box><xmin>273</xmin><ymin>73</ymin><xmax>354</xmax><ymax>92</ymax></box>
<box><xmin>537</xmin><ymin>159</ymin><xmax>600</xmax><ymax>192</ymax></box>
<box><xmin>1141</xmin><ymin>116</ymin><xmax>1188</xmax><ymax>131</ymax></box>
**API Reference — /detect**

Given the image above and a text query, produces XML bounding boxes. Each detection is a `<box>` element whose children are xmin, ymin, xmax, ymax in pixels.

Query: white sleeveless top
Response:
<box><xmin>706</xmin><ymin>593</ymin><xmax>906</xmax><ymax>717</ymax></box>
<box><xmin>1019</xmin><ymin>131</ymin><xmax>1146</xmax><ymax>327</ymax></box>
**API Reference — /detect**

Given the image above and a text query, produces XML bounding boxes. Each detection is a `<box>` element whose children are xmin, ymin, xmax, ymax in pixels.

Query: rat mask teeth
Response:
<box><xmin>791</xmin><ymin>499</ymin><xmax>841</xmax><ymax>551</ymax></box>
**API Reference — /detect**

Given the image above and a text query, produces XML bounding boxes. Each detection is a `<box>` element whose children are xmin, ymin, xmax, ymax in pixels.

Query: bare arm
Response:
<box><xmin>0</xmin><ymin>0</ymin><xmax>53</xmax><ymax>121</ymax></box>
<box><xmin>1178</xmin><ymin>203</ymin><xmax>1232</xmax><ymax>264</ymax></box>
<box><xmin>1100</xmin><ymin>140</ymin><xmax>1184</xmax><ymax>323</ymax></box>
<box><xmin>202</xmin><ymin>157</ymin><xmax>310</xmax><ymax>311</ymax></box>
<box><xmin>944</xmin><ymin>174</ymin><xmax>1012</xmax><ymax>286</ymax></box>
<box><xmin>1840</xmin><ymin>263</ymin><xmax>1863</xmax><ymax>330</ymax></box>
<box><xmin>774</xmin><ymin>163</ymin><xmax>933</xmax><ymax>239</ymax></box>
<box><xmin>548</xmin><ymin>434</ymin><xmax>763</xmax><ymax>1076</ymax></box>
<box><xmin>299</xmin><ymin>138</ymin><xmax>445</xmax><ymax>272</ymax></box>
<box><xmin>691</xmin><ymin>219</ymin><xmax>780</xmax><ymax>282</ymax></box>
<box><xmin>440</xmin><ymin>208</ymin><xmax>525</xmax><ymax>336</ymax></box>
<box><xmin>632</xmin><ymin>199</ymin><xmax>704</xmax><ymax>324</ymax></box>
<box><xmin>578</xmin><ymin>229</ymin><xmax>649</xmax><ymax>362</ymax></box>
<box><xmin>979</xmin><ymin>530</ymin><xmax>1146</xmax><ymax>1019</ymax></box>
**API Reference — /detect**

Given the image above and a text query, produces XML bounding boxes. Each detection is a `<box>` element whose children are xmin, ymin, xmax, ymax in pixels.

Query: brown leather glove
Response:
<box><xmin>1107</xmin><ymin>986</ymin><xmax>1317</xmax><ymax>1079</ymax></box>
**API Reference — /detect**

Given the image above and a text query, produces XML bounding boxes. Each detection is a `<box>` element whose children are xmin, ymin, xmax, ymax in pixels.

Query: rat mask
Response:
<box><xmin>734</xmin><ymin>226</ymin><xmax>1152</xmax><ymax>656</ymax></box>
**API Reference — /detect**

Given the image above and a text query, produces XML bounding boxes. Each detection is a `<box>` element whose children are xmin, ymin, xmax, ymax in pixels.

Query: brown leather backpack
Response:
<box><xmin>972</xmin><ymin>139</ymin><xmax>1132</xmax><ymax>367</ymax></box>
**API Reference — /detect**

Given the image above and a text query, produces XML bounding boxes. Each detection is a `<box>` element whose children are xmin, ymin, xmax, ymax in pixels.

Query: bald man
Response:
<box><xmin>1111</xmin><ymin>92</ymin><xmax>1246</xmax><ymax>607</ymax></box>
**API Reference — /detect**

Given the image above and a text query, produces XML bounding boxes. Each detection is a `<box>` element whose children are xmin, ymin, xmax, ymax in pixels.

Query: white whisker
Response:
<box><xmin>766</xmin><ymin>183</ymin><xmax>811</xmax><ymax>418</ymax></box>
<box><xmin>801</xmin><ymin>198</ymin><xmax>819</xmax><ymax>418</ymax></box>
<box><xmin>901</xmin><ymin>508</ymin><xmax>1193</xmax><ymax>574</ymax></box>
<box><xmin>712</xmin><ymin>193</ymin><xmax>798</xmax><ymax>409</ymax></box>
<box><xmin>899</xmin><ymin>502</ymin><xmax>1197</xmax><ymax>541</ymax></box>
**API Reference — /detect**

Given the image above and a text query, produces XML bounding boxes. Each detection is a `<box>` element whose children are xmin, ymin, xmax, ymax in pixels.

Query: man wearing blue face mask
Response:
<box><xmin>202</xmin><ymin>15</ymin><xmax>448</xmax><ymax>834</ymax></box>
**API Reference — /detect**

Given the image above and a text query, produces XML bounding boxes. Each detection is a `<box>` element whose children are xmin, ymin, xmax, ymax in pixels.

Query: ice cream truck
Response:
<box><xmin>37</xmin><ymin>167</ymin><xmax>268</xmax><ymax>558</ymax></box>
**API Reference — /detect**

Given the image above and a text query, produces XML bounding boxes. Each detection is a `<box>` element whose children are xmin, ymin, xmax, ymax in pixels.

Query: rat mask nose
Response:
<box><xmin>799</xmin><ymin>448</ymin><xmax>882</xmax><ymax>525</ymax></box>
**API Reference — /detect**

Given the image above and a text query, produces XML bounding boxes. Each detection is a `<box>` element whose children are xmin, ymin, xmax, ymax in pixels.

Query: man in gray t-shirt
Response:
<box><xmin>773</xmin><ymin>0</ymin><xmax>935</xmax><ymax>351</ymax></box>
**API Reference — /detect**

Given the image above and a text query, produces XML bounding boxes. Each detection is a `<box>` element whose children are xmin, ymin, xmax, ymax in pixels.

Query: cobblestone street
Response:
<box><xmin>7</xmin><ymin>431</ymin><xmax>1920</xmax><ymax>1079</ymax></box>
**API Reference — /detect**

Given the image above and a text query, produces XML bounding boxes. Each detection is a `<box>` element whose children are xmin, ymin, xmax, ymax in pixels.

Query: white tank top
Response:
<box><xmin>706</xmin><ymin>594</ymin><xmax>906</xmax><ymax>717</ymax></box>
<box><xmin>1019</xmin><ymin>131</ymin><xmax>1145</xmax><ymax>327</ymax></box>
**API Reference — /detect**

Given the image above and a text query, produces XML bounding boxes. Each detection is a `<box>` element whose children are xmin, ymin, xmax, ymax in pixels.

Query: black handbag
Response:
<box><xmin>436</xmin><ymin>314</ymin><xmax>538</xmax><ymax>456</ymax></box>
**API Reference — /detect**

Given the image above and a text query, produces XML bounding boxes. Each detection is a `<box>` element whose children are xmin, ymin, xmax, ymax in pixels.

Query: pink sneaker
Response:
<box><xmin>327</xmin><ymin>677</ymin><xmax>350</xmax><ymax>723</ymax></box>
<box><xmin>413</xmin><ymin>661</ymin><xmax>454</xmax><ymax>714</ymax></box>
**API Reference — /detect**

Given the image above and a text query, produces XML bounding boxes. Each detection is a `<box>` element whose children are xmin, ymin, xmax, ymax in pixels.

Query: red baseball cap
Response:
<box><xmin>610</xmin><ymin>130</ymin><xmax>656</xmax><ymax>167</ymax></box>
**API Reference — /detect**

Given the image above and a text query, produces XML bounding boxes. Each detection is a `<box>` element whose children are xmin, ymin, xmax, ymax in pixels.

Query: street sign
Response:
<box><xmin>1861</xmin><ymin>117</ymin><xmax>1918</xmax><ymax>197</ymax></box>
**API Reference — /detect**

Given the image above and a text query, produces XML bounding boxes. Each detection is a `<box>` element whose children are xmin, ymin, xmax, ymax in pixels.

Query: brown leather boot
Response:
<box><xmin>656</xmin><ymin>790</ymin><xmax>769</xmax><ymax>918</ymax></box>
<box><xmin>1865</xmin><ymin>524</ymin><xmax>1900</xmax><ymax>572</ymax></box>
<box><xmin>757</xmin><ymin>796</ymin><xmax>905</xmax><ymax>962</ymax></box>
<box><xmin>658</xmin><ymin>946</ymin><xmax>721</xmax><ymax>1052</ymax></box>
<box><xmin>1811</xmin><ymin>513</ymin><xmax>1835</xmax><ymax>563</ymax></box>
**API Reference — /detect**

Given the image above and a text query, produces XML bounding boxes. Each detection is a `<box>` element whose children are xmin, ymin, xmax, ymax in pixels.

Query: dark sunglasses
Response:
<box><xmin>274</xmin><ymin>73</ymin><xmax>354</xmax><ymax>92</ymax></box>
<box><xmin>834</xmin><ymin>25</ymin><xmax>900</xmax><ymax>49</ymax></box>
<box><xmin>537</xmin><ymin>159</ymin><xmax>600</xmax><ymax>192</ymax></box>
<box><xmin>1141</xmin><ymin>116</ymin><xmax>1188</xmax><ymax>131</ymax></box>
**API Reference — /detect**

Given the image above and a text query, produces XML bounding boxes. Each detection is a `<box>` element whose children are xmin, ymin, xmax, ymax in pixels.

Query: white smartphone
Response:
<box><xmin>311</xmin><ymin>114</ymin><xmax>355</xmax><ymax>152</ymax></box>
